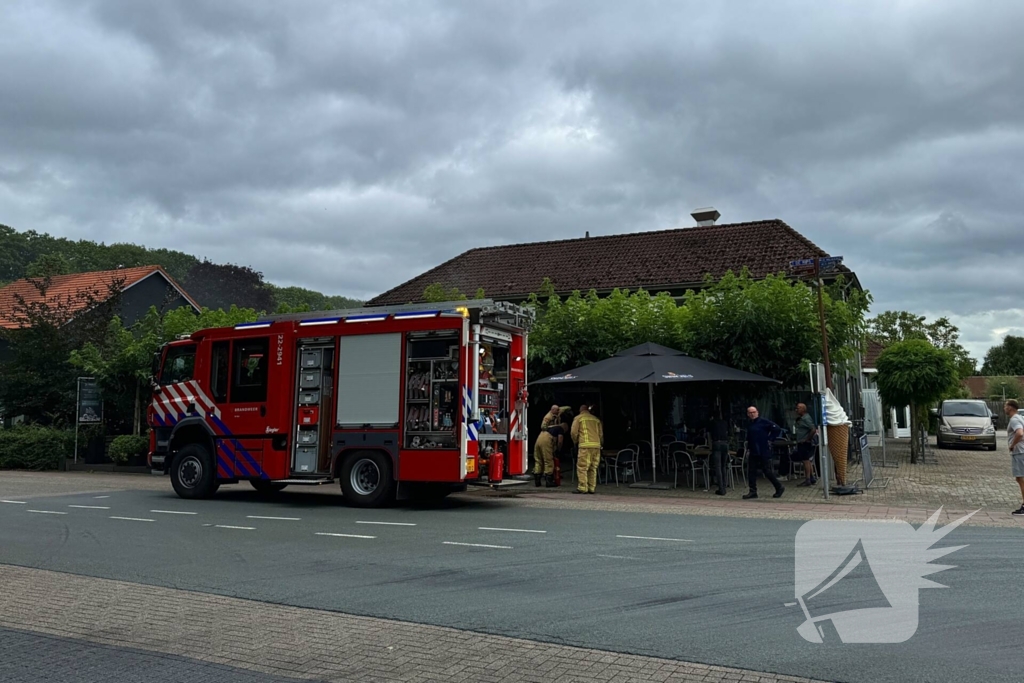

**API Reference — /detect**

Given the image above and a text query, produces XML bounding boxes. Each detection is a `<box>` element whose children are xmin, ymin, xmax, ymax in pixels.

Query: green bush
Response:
<box><xmin>108</xmin><ymin>434</ymin><xmax>149</xmax><ymax>463</ymax></box>
<box><xmin>0</xmin><ymin>425</ymin><xmax>74</xmax><ymax>470</ymax></box>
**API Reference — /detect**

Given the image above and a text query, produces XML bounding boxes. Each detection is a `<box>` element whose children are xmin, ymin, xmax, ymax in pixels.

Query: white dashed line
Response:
<box><xmin>443</xmin><ymin>541</ymin><xmax>512</xmax><ymax>549</ymax></box>
<box><xmin>616</xmin><ymin>535</ymin><xmax>694</xmax><ymax>543</ymax></box>
<box><xmin>150</xmin><ymin>510</ymin><xmax>198</xmax><ymax>515</ymax></box>
<box><xmin>478</xmin><ymin>527</ymin><xmax>546</xmax><ymax>534</ymax></box>
<box><xmin>597</xmin><ymin>554</ymin><xmax>642</xmax><ymax>561</ymax></box>
<box><xmin>27</xmin><ymin>510</ymin><xmax>67</xmax><ymax>515</ymax></box>
<box><xmin>1</xmin><ymin>500</ymin><xmax>27</xmax><ymax>504</ymax></box>
<box><xmin>315</xmin><ymin>532</ymin><xmax>376</xmax><ymax>539</ymax></box>
<box><xmin>215</xmin><ymin>525</ymin><xmax>255</xmax><ymax>530</ymax></box>
<box><xmin>247</xmin><ymin>516</ymin><xmax>301</xmax><ymax>521</ymax></box>
<box><xmin>356</xmin><ymin>521</ymin><xmax>416</xmax><ymax>526</ymax></box>
<box><xmin>69</xmin><ymin>505</ymin><xmax>110</xmax><ymax>510</ymax></box>
<box><xmin>94</xmin><ymin>496</ymin><xmax>111</xmax><ymax>499</ymax></box>
<box><xmin>110</xmin><ymin>516</ymin><xmax>154</xmax><ymax>522</ymax></box>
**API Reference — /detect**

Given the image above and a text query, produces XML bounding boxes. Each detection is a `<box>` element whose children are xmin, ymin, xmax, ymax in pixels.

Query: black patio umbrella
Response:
<box><xmin>531</xmin><ymin>343</ymin><xmax>779</xmax><ymax>481</ymax></box>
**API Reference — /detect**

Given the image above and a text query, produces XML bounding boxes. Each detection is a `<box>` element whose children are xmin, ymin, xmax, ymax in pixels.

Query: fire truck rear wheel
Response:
<box><xmin>250</xmin><ymin>480</ymin><xmax>287</xmax><ymax>494</ymax></box>
<box><xmin>339</xmin><ymin>450</ymin><xmax>394</xmax><ymax>507</ymax></box>
<box><xmin>170</xmin><ymin>443</ymin><xmax>218</xmax><ymax>500</ymax></box>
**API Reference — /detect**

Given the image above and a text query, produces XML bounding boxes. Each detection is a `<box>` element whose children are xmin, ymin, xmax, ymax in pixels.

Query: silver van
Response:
<box><xmin>933</xmin><ymin>400</ymin><xmax>997</xmax><ymax>450</ymax></box>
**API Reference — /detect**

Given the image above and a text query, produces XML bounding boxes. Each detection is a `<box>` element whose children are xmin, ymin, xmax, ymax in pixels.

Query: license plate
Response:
<box><xmin>960</xmin><ymin>436</ymin><xmax>977</xmax><ymax>441</ymax></box>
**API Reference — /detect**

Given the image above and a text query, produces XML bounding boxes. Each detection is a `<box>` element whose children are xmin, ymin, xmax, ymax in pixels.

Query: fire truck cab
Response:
<box><xmin>147</xmin><ymin>300</ymin><xmax>533</xmax><ymax>507</ymax></box>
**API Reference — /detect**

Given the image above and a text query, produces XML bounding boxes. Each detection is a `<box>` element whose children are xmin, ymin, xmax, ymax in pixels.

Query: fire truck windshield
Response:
<box><xmin>160</xmin><ymin>344</ymin><xmax>196</xmax><ymax>385</ymax></box>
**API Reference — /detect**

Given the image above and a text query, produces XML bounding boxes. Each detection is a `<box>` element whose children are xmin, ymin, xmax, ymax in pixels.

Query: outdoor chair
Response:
<box><xmin>605</xmin><ymin>448</ymin><xmax>638</xmax><ymax>486</ymax></box>
<box><xmin>730</xmin><ymin>446</ymin><xmax>747</xmax><ymax>490</ymax></box>
<box><xmin>667</xmin><ymin>441</ymin><xmax>709</xmax><ymax>491</ymax></box>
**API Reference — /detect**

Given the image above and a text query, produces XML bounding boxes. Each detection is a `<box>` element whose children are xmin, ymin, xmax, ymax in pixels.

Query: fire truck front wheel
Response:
<box><xmin>339</xmin><ymin>450</ymin><xmax>394</xmax><ymax>507</ymax></box>
<box><xmin>170</xmin><ymin>444</ymin><xmax>218</xmax><ymax>499</ymax></box>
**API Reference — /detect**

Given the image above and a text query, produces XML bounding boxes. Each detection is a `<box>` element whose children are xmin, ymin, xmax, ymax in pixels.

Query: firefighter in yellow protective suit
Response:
<box><xmin>532</xmin><ymin>420</ymin><xmax>566</xmax><ymax>487</ymax></box>
<box><xmin>571</xmin><ymin>405</ymin><xmax>603</xmax><ymax>494</ymax></box>
<box><xmin>540</xmin><ymin>404</ymin><xmax>561</xmax><ymax>430</ymax></box>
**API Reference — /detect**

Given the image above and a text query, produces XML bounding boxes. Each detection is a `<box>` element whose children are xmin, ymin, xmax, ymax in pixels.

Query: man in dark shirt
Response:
<box><xmin>710</xmin><ymin>409</ymin><xmax>731</xmax><ymax>496</ymax></box>
<box><xmin>744</xmin><ymin>405</ymin><xmax>785</xmax><ymax>499</ymax></box>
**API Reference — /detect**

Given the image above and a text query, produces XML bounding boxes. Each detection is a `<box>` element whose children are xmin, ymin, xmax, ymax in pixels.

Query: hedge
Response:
<box><xmin>0</xmin><ymin>426</ymin><xmax>74</xmax><ymax>470</ymax></box>
<box><xmin>108</xmin><ymin>434</ymin><xmax>149</xmax><ymax>463</ymax></box>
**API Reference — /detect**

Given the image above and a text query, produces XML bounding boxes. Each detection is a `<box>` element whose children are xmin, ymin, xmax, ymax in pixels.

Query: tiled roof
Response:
<box><xmin>0</xmin><ymin>266</ymin><xmax>199</xmax><ymax>330</ymax></box>
<box><xmin>367</xmin><ymin>219</ymin><xmax>850</xmax><ymax>306</ymax></box>
<box><xmin>863</xmin><ymin>339</ymin><xmax>886</xmax><ymax>370</ymax></box>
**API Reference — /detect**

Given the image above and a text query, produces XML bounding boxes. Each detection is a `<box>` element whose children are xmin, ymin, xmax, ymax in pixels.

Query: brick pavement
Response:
<box><xmin>0</xmin><ymin>564</ymin><xmax>824</xmax><ymax>683</ymax></box>
<box><xmin>1</xmin><ymin>627</ymin><xmax>310</xmax><ymax>683</ymax></box>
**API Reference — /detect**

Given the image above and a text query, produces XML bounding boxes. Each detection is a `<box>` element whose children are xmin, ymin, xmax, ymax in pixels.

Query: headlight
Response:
<box><xmin>939</xmin><ymin>424</ymin><xmax>951</xmax><ymax>433</ymax></box>
<box><xmin>984</xmin><ymin>425</ymin><xmax>995</xmax><ymax>435</ymax></box>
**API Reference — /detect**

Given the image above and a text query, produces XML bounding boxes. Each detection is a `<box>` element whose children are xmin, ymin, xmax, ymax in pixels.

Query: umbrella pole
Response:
<box><xmin>649</xmin><ymin>383</ymin><xmax>657</xmax><ymax>483</ymax></box>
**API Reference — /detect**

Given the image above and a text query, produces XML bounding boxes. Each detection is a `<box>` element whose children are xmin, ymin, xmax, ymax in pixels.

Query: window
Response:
<box><xmin>231</xmin><ymin>338</ymin><xmax>269</xmax><ymax>403</ymax></box>
<box><xmin>210</xmin><ymin>341</ymin><xmax>229</xmax><ymax>403</ymax></box>
<box><xmin>161</xmin><ymin>344</ymin><xmax>196</xmax><ymax>385</ymax></box>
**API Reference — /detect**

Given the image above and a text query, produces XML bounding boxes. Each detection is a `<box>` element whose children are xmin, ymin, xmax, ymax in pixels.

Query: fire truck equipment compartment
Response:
<box><xmin>299</xmin><ymin>371</ymin><xmax>320</xmax><ymax>389</ymax></box>
<box><xmin>294</xmin><ymin>447</ymin><xmax>317</xmax><ymax>473</ymax></box>
<box><xmin>298</xmin><ymin>390</ymin><xmax>320</xmax><ymax>405</ymax></box>
<box><xmin>297</xmin><ymin>428</ymin><xmax>318</xmax><ymax>445</ymax></box>
<box><xmin>301</xmin><ymin>350</ymin><xmax>322</xmax><ymax>368</ymax></box>
<box><xmin>298</xmin><ymin>406</ymin><xmax>319</xmax><ymax>425</ymax></box>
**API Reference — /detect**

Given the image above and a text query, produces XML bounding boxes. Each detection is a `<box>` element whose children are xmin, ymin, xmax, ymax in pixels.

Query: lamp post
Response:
<box><xmin>1002</xmin><ymin>382</ymin><xmax>1007</xmax><ymax>403</ymax></box>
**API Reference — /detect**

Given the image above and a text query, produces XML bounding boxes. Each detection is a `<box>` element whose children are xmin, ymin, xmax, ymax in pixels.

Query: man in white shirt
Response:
<box><xmin>1004</xmin><ymin>399</ymin><xmax>1024</xmax><ymax>516</ymax></box>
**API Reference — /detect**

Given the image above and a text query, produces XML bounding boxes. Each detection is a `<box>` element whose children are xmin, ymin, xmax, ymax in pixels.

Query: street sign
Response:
<box><xmin>818</xmin><ymin>255</ymin><xmax>844</xmax><ymax>273</ymax></box>
<box><xmin>789</xmin><ymin>258</ymin><xmax>816</xmax><ymax>268</ymax></box>
<box><xmin>77</xmin><ymin>378</ymin><xmax>102</xmax><ymax>423</ymax></box>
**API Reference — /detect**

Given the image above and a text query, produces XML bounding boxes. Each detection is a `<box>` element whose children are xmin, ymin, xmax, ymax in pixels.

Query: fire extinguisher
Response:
<box><xmin>552</xmin><ymin>454</ymin><xmax>562</xmax><ymax>487</ymax></box>
<box><xmin>489</xmin><ymin>450</ymin><xmax>504</xmax><ymax>485</ymax></box>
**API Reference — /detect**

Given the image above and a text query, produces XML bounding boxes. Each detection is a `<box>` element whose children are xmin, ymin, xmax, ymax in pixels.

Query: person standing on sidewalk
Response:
<box><xmin>794</xmin><ymin>403</ymin><xmax>818</xmax><ymax>487</ymax></box>
<box><xmin>710</xmin><ymin>407</ymin><xmax>731</xmax><ymax>496</ymax></box>
<box><xmin>1004</xmin><ymin>399</ymin><xmax>1024</xmax><ymax>516</ymax></box>
<box><xmin>571</xmin><ymin>404</ymin><xmax>603</xmax><ymax>495</ymax></box>
<box><xmin>744</xmin><ymin>406</ymin><xmax>785</xmax><ymax>500</ymax></box>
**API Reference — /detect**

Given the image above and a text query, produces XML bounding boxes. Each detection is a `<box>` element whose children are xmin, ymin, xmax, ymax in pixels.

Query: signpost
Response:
<box><xmin>809</xmin><ymin>362</ymin><xmax>830</xmax><ymax>500</ymax></box>
<box><xmin>74</xmin><ymin>377</ymin><xmax>101</xmax><ymax>464</ymax></box>
<box><xmin>789</xmin><ymin>256</ymin><xmax>844</xmax><ymax>391</ymax></box>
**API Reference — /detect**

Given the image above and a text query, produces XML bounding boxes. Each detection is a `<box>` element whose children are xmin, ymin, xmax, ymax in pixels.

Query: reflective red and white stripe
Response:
<box><xmin>153</xmin><ymin>381</ymin><xmax>221</xmax><ymax>423</ymax></box>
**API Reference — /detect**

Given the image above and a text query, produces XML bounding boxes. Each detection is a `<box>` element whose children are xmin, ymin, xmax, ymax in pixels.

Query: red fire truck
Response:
<box><xmin>147</xmin><ymin>300</ymin><xmax>533</xmax><ymax>506</ymax></box>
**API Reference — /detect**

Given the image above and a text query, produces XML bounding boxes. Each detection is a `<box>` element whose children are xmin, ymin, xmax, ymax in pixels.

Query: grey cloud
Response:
<box><xmin>1</xmin><ymin>0</ymin><xmax>1023</xmax><ymax>356</ymax></box>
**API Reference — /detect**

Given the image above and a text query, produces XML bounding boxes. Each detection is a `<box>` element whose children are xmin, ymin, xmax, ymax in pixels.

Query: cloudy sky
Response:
<box><xmin>2</xmin><ymin>0</ymin><xmax>1022</xmax><ymax>360</ymax></box>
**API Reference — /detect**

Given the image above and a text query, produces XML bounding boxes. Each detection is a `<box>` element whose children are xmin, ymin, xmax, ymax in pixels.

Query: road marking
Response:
<box><xmin>27</xmin><ymin>510</ymin><xmax>67</xmax><ymax>515</ymax></box>
<box><xmin>69</xmin><ymin>505</ymin><xmax>110</xmax><ymax>510</ymax></box>
<box><xmin>215</xmin><ymin>525</ymin><xmax>255</xmax><ymax>530</ymax></box>
<box><xmin>94</xmin><ymin>496</ymin><xmax>111</xmax><ymax>499</ymax></box>
<box><xmin>616</xmin><ymin>535</ymin><xmax>694</xmax><ymax>543</ymax></box>
<box><xmin>1</xmin><ymin>500</ymin><xmax>27</xmax><ymax>504</ymax></box>
<box><xmin>356</xmin><ymin>521</ymin><xmax>416</xmax><ymax>526</ymax></box>
<box><xmin>443</xmin><ymin>541</ymin><xmax>512</xmax><ymax>549</ymax></box>
<box><xmin>110</xmin><ymin>516</ymin><xmax>154</xmax><ymax>522</ymax></box>
<box><xmin>597</xmin><ymin>554</ymin><xmax>642</xmax><ymax>561</ymax></box>
<box><xmin>315</xmin><ymin>532</ymin><xmax>376</xmax><ymax>539</ymax></box>
<box><xmin>478</xmin><ymin>527</ymin><xmax>546</xmax><ymax>534</ymax></box>
<box><xmin>247</xmin><ymin>515</ymin><xmax>301</xmax><ymax>521</ymax></box>
<box><xmin>784</xmin><ymin>602</ymin><xmax>798</xmax><ymax>607</ymax></box>
<box><xmin>150</xmin><ymin>510</ymin><xmax>198</xmax><ymax>515</ymax></box>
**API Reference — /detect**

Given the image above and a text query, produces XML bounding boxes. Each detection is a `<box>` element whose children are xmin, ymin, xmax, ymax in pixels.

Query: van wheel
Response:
<box><xmin>339</xmin><ymin>451</ymin><xmax>394</xmax><ymax>507</ymax></box>
<box><xmin>251</xmin><ymin>480</ymin><xmax>287</xmax><ymax>494</ymax></box>
<box><xmin>170</xmin><ymin>444</ymin><xmax>218</xmax><ymax>499</ymax></box>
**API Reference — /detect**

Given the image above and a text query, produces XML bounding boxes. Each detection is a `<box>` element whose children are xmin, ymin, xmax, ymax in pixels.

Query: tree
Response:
<box><xmin>867</xmin><ymin>310</ymin><xmax>976</xmax><ymax>378</ymax></box>
<box><xmin>267</xmin><ymin>284</ymin><xmax>362</xmax><ymax>312</ymax></box>
<box><xmin>875</xmin><ymin>340</ymin><xmax>959</xmax><ymax>463</ymax></box>
<box><xmin>681</xmin><ymin>271</ymin><xmax>869</xmax><ymax>384</ymax></box>
<box><xmin>984</xmin><ymin>376</ymin><xmax>1024</xmax><ymax>401</ymax></box>
<box><xmin>981</xmin><ymin>335</ymin><xmax>1024</xmax><ymax>376</ymax></box>
<box><xmin>423</xmin><ymin>283</ymin><xmax>467</xmax><ymax>303</ymax></box>
<box><xmin>25</xmin><ymin>253</ymin><xmax>71</xmax><ymax>278</ymax></box>
<box><xmin>525</xmin><ymin>271</ymin><xmax>870</xmax><ymax>385</ymax></box>
<box><xmin>183</xmin><ymin>260</ymin><xmax>275</xmax><ymax>312</ymax></box>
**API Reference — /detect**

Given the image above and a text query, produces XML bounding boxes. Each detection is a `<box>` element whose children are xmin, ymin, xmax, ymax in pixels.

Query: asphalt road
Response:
<box><xmin>1</xmin><ymin>484</ymin><xmax>1021</xmax><ymax>683</ymax></box>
